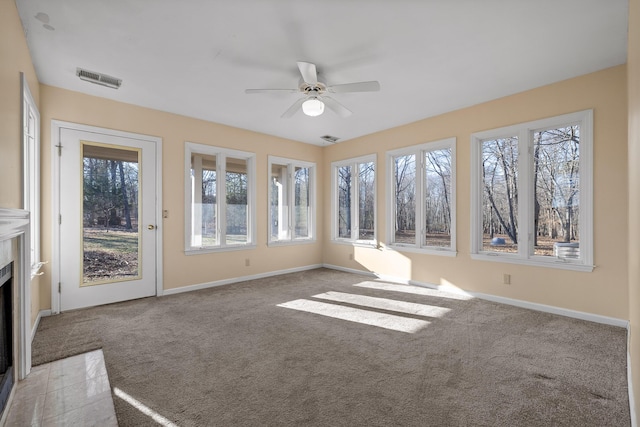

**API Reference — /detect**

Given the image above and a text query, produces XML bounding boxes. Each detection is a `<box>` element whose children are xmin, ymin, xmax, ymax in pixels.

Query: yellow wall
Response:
<box><xmin>628</xmin><ymin>0</ymin><xmax>640</xmax><ymax>419</ymax></box>
<box><xmin>1</xmin><ymin>0</ymin><xmax>41</xmax><ymax>327</ymax></box>
<box><xmin>324</xmin><ymin>65</ymin><xmax>628</xmax><ymax>319</ymax></box>
<box><xmin>0</xmin><ymin>0</ymin><xmax>39</xmax><ymax>208</ymax></box>
<box><xmin>39</xmin><ymin>85</ymin><xmax>324</xmax><ymax>308</ymax></box>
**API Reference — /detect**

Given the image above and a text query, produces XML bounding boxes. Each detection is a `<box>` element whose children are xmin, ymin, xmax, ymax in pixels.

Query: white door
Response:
<box><xmin>57</xmin><ymin>126</ymin><xmax>159</xmax><ymax>311</ymax></box>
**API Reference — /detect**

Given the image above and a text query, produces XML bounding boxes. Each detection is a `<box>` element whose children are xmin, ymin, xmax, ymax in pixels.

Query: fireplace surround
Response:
<box><xmin>0</xmin><ymin>208</ymin><xmax>32</xmax><ymax>412</ymax></box>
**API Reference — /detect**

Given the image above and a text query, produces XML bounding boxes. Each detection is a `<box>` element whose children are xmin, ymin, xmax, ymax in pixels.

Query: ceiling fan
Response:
<box><xmin>245</xmin><ymin>61</ymin><xmax>380</xmax><ymax>118</ymax></box>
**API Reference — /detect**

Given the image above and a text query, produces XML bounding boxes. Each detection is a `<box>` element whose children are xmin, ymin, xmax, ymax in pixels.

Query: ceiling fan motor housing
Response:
<box><xmin>300</xmin><ymin>81</ymin><xmax>326</xmax><ymax>96</ymax></box>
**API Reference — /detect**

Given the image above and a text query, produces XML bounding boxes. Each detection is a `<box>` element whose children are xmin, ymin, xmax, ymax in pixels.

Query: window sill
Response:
<box><xmin>330</xmin><ymin>239</ymin><xmax>378</xmax><ymax>248</ymax></box>
<box><xmin>185</xmin><ymin>244</ymin><xmax>257</xmax><ymax>255</ymax></box>
<box><xmin>470</xmin><ymin>253</ymin><xmax>594</xmax><ymax>272</ymax></box>
<box><xmin>268</xmin><ymin>239</ymin><xmax>316</xmax><ymax>247</ymax></box>
<box><xmin>388</xmin><ymin>245</ymin><xmax>457</xmax><ymax>257</ymax></box>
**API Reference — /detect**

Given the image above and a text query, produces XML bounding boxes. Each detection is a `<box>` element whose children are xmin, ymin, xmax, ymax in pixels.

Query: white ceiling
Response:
<box><xmin>16</xmin><ymin>0</ymin><xmax>628</xmax><ymax>146</ymax></box>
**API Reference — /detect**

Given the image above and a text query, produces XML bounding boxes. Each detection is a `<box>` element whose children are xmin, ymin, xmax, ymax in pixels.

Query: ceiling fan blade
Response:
<box><xmin>297</xmin><ymin>61</ymin><xmax>318</xmax><ymax>85</ymax></box>
<box><xmin>281</xmin><ymin>97</ymin><xmax>306</xmax><ymax>118</ymax></box>
<box><xmin>245</xmin><ymin>88</ymin><xmax>298</xmax><ymax>94</ymax></box>
<box><xmin>327</xmin><ymin>81</ymin><xmax>381</xmax><ymax>93</ymax></box>
<box><xmin>322</xmin><ymin>96</ymin><xmax>352</xmax><ymax>118</ymax></box>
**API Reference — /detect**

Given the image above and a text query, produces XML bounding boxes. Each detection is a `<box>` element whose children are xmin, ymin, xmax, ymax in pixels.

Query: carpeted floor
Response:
<box><xmin>32</xmin><ymin>268</ymin><xmax>630</xmax><ymax>426</ymax></box>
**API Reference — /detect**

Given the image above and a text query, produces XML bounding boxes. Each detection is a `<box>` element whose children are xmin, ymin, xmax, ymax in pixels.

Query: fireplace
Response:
<box><xmin>0</xmin><ymin>263</ymin><xmax>12</xmax><ymax>414</ymax></box>
<box><xmin>0</xmin><ymin>208</ymin><xmax>32</xmax><ymax>418</ymax></box>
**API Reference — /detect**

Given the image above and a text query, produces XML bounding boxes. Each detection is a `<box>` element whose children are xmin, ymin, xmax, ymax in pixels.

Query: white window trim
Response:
<box><xmin>267</xmin><ymin>156</ymin><xmax>316</xmax><ymax>246</ymax></box>
<box><xmin>330</xmin><ymin>153</ymin><xmax>377</xmax><ymax>246</ymax></box>
<box><xmin>386</xmin><ymin>137</ymin><xmax>457</xmax><ymax>256</ymax></box>
<box><xmin>184</xmin><ymin>142</ymin><xmax>256</xmax><ymax>254</ymax></box>
<box><xmin>470</xmin><ymin>110</ymin><xmax>594</xmax><ymax>272</ymax></box>
<box><xmin>21</xmin><ymin>73</ymin><xmax>42</xmax><ymax>277</ymax></box>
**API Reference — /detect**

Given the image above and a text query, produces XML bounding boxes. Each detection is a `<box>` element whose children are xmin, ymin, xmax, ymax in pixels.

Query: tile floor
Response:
<box><xmin>3</xmin><ymin>349</ymin><xmax>118</xmax><ymax>426</ymax></box>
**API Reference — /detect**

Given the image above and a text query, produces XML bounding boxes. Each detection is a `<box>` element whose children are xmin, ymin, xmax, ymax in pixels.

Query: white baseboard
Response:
<box><xmin>31</xmin><ymin>309</ymin><xmax>52</xmax><ymax>342</ymax></box>
<box><xmin>468</xmin><ymin>291</ymin><xmax>628</xmax><ymax>328</ymax></box>
<box><xmin>321</xmin><ymin>264</ymin><xmax>378</xmax><ymax>278</ymax></box>
<box><xmin>162</xmin><ymin>264</ymin><xmax>323</xmax><ymax>296</ymax></box>
<box><xmin>166</xmin><ymin>261</ymin><xmax>628</xmax><ymax>328</ymax></box>
<box><xmin>161</xmin><ymin>260</ymin><xmax>626</xmax><ymax>326</ymax></box>
<box><xmin>321</xmin><ymin>265</ymin><xmax>628</xmax><ymax>328</ymax></box>
<box><xmin>629</xmin><ymin>325</ymin><xmax>637</xmax><ymax>427</ymax></box>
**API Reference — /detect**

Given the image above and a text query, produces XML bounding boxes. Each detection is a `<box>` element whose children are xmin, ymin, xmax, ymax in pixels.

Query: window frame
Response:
<box><xmin>21</xmin><ymin>73</ymin><xmax>42</xmax><ymax>276</ymax></box>
<box><xmin>330</xmin><ymin>154</ymin><xmax>377</xmax><ymax>246</ymax></box>
<box><xmin>267</xmin><ymin>156</ymin><xmax>316</xmax><ymax>246</ymax></box>
<box><xmin>470</xmin><ymin>110</ymin><xmax>593</xmax><ymax>271</ymax></box>
<box><xmin>386</xmin><ymin>137</ymin><xmax>457</xmax><ymax>256</ymax></box>
<box><xmin>184</xmin><ymin>142</ymin><xmax>256</xmax><ymax>254</ymax></box>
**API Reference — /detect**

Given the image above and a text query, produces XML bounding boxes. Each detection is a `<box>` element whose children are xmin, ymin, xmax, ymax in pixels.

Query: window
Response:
<box><xmin>387</xmin><ymin>138</ymin><xmax>456</xmax><ymax>255</ymax></box>
<box><xmin>331</xmin><ymin>155</ymin><xmax>376</xmax><ymax>243</ymax></box>
<box><xmin>268</xmin><ymin>157</ymin><xmax>316</xmax><ymax>244</ymax></box>
<box><xmin>185</xmin><ymin>142</ymin><xmax>255</xmax><ymax>253</ymax></box>
<box><xmin>470</xmin><ymin>110</ymin><xmax>593</xmax><ymax>271</ymax></box>
<box><xmin>22</xmin><ymin>74</ymin><xmax>41</xmax><ymax>275</ymax></box>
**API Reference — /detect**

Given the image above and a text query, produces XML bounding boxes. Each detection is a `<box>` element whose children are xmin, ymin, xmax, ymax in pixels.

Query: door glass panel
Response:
<box><xmin>82</xmin><ymin>142</ymin><xmax>141</xmax><ymax>285</ymax></box>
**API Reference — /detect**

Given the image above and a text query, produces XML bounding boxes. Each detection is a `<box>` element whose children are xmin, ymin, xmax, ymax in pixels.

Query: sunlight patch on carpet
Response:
<box><xmin>354</xmin><ymin>281</ymin><xmax>473</xmax><ymax>300</ymax></box>
<box><xmin>114</xmin><ymin>387</ymin><xmax>178</xmax><ymax>427</ymax></box>
<box><xmin>312</xmin><ymin>291</ymin><xmax>451</xmax><ymax>318</ymax></box>
<box><xmin>278</xmin><ymin>299</ymin><xmax>430</xmax><ymax>333</ymax></box>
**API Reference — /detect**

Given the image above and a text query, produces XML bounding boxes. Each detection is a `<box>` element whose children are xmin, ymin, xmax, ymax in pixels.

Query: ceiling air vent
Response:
<box><xmin>76</xmin><ymin>68</ymin><xmax>122</xmax><ymax>89</ymax></box>
<box><xmin>320</xmin><ymin>135</ymin><xmax>340</xmax><ymax>144</ymax></box>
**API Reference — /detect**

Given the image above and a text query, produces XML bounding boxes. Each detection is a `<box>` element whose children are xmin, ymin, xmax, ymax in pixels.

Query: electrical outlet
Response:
<box><xmin>503</xmin><ymin>274</ymin><xmax>511</xmax><ymax>285</ymax></box>
<box><xmin>245</xmin><ymin>258</ymin><xmax>250</xmax><ymax>267</ymax></box>
<box><xmin>163</xmin><ymin>210</ymin><xmax>169</xmax><ymax>218</ymax></box>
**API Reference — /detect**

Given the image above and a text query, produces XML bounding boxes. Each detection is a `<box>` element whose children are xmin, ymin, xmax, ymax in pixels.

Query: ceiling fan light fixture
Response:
<box><xmin>302</xmin><ymin>98</ymin><xmax>324</xmax><ymax>117</ymax></box>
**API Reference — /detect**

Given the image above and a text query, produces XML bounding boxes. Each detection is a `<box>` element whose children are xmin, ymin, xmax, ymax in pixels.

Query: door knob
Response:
<box><xmin>148</xmin><ymin>225</ymin><xmax>156</xmax><ymax>230</ymax></box>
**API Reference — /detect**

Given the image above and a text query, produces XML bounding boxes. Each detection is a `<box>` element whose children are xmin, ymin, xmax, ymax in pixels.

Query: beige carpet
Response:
<box><xmin>32</xmin><ymin>268</ymin><xmax>630</xmax><ymax>426</ymax></box>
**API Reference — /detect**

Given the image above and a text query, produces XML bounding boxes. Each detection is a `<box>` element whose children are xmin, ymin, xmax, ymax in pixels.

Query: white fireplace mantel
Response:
<box><xmin>0</xmin><ymin>208</ymin><xmax>31</xmax><ymax>381</ymax></box>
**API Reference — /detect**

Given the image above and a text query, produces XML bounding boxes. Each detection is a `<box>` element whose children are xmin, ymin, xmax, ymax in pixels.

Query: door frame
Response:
<box><xmin>51</xmin><ymin>120</ymin><xmax>163</xmax><ymax>314</ymax></box>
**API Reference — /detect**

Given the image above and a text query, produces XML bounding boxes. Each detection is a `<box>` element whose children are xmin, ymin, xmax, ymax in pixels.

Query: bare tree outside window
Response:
<box><xmin>294</xmin><ymin>166</ymin><xmax>310</xmax><ymax>238</ymax></box>
<box><xmin>534</xmin><ymin>125</ymin><xmax>580</xmax><ymax>256</ymax></box>
<box><xmin>225</xmin><ymin>157</ymin><xmax>248</xmax><ymax>245</ymax></box>
<box><xmin>269</xmin><ymin>158</ymin><xmax>315</xmax><ymax>244</ymax></box>
<box><xmin>471</xmin><ymin>110</ymin><xmax>591</xmax><ymax>268</ymax></box>
<box><xmin>394</xmin><ymin>154</ymin><xmax>416</xmax><ymax>244</ymax></box>
<box><xmin>186</xmin><ymin>143</ymin><xmax>255</xmax><ymax>252</ymax></box>
<box><xmin>424</xmin><ymin>149</ymin><xmax>452</xmax><ymax>247</ymax></box>
<box><xmin>482</xmin><ymin>137</ymin><xmax>519</xmax><ymax>253</ymax></box>
<box><xmin>358</xmin><ymin>162</ymin><xmax>375</xmax><ymax>240</ymax></box>
<box><xmin>191</xmin><ymin>154</ymin><xmax>218</xmax><ymax>247</ymax></box>
<box><xmin>338</xmin><ymin>166</ymin><xmax>352</xmax><ymax>239</ymax></box>
<box><xmin>82</xmin><ymin>146</ymin><xmax>140</xmax><ymax>283</ymax></box>
<box><xmin>334</xmin><ymin>157</ymin><xmax>376</xmax><ymax>242</ymax></box>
